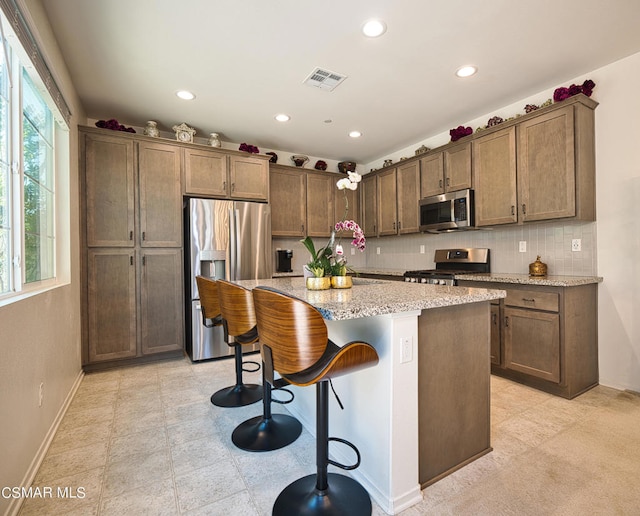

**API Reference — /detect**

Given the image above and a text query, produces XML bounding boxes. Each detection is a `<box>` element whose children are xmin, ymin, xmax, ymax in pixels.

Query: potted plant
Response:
<box><xmin>301</xmin><ymin>236</ymin><xmax>332</xmax><ymax>290</ymax></box>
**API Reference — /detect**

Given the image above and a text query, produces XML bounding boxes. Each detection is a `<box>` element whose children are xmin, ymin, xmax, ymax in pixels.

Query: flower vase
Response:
<box><xmin>331</xmin><ymin>276</ymin><xmax>352</xmax><ymax>289</ymax></box>
<box><xmin>306</xmin><ymin>277</ymin><xmax>330</xmax><ymax>290</ymax></box>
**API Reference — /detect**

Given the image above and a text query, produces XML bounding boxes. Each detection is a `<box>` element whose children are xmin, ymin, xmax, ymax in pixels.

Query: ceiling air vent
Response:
<box><xmin>303</xmin><ymin>67</ymin><xmax>347</xmax><ymax>91</ymax></box>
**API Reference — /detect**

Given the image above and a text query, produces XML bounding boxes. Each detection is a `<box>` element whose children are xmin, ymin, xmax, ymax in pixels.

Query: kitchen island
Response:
<box><xmin>235</xmin><ymin>277</ymin><xmax>505</xmax><ymax>514</ymax></box>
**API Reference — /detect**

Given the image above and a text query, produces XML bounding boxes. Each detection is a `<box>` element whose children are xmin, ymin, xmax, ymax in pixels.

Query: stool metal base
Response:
<box><xmin>232</xmin><ymin>413</ymin><xmax>302</xmax><ymax>452</ymax></box>
<box><xmin>273</xmin><ymin>473</ymin><xmax>372</xmax><ymax>516</ymax></box>
<box><xmin>210</xmin><ymin>383</ymin><xmax>262</xmax><ymax>408</ymax></box>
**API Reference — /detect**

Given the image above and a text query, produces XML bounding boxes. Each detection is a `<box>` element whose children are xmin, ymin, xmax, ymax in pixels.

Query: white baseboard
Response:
<box><xmin>4</xmin><ymin>370</ymin><xmax>84</xmax><ymax>516</ymax></box>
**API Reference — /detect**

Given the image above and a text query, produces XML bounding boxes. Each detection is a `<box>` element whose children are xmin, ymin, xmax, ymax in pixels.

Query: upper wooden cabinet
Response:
<box><xmin>270</xmin><ymin>166</ymin><xmax>306</xmax><ymax>237</ymax></box>
<box><xmin>396</xmin><ymin>160</ymin><xmax>421</xmax><ymax>234</ymax></box>
<box><xmin>473</xmin><ymin>126</ymin><xmax>518</xmax><ymax>227</ymax></box>
<box><xmin>420</xmin><ymin>142</ymin><xmax>471</xmax><ymax>198</ymax></box>
<box><xmin>184</xmin><ymin>147</ymin><xmax>269</xmax><ymax>201</ymax></box>
<box><xmin>472</xmin><ymin>95</ymin><xmax>597</xmax><ymax>226</ymax></box>
<box><xmin>306</xmin><ymin>171</ymin><xmax>335</xmax><ymax>237</ymax></box>
<box><xmin>84</xmin><ymin>133</ymin><xmax>135</xmax><ymax>247</ymax></box>
<box><xmin>377</xmin><ymin>168</ymin><xmax>398</xmax><ymax>236</ymax></box>
<box><xmin>138</xmin><ymin>141</ymin><xmax>182</xmax><ymax>247</ymax></box>
<box><xmin>361</xmin><ymin>173</ymin><xmax>378</xmax><ymax>237</ymax></box>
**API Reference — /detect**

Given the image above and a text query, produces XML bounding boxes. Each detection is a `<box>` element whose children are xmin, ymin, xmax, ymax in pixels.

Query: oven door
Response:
<box><xmin>419</xmin><ymin>189</ymin><xmax>474</xmax><ymax>232</ymax></box>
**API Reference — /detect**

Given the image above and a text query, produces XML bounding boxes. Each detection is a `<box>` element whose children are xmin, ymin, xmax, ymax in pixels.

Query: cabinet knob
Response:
<box><xmin>511</xmin><ymin>205</ymin><xmax>515</xmax><ymax>216</ymax></box>
<box><xmin>393</xmin><ymin>222</ymin><xmax>396</xmax><ymax>230</ymax></box>
<box><xmin>231</xmin><ymin>183</ymin><xmax>235</xmax><ymax>192</ymax></box>
<box><xmin>129</xmin><ymin>230</ymin><xmax>133</xmax><ymax>240</ymax></box>
<box><xmin>130</xmin><ymin>256</ymin><xmax>133</xmax><ymax>266</ymax></box>
<box><xmin>446</xmin><ymin>177</ymin><xmax>450</xmax><ymax>187</ymax></box>
<box><xmin>142</xmin><ymin>231</ymin><xmax>146</xmax><ymax>241</ymax></box>
<box><xmin>522</xmin><ymin>203</ymin><xmax>527</xmax><ymax>215</ymax></box>
<box><xmin>522</xmin><ymin>297</ymin><xmax>536</xmax><ymax>303</ymax></box>
<box><xmin>505</xmin><ymin>316</ymin><xmax>509</xmax><ymax>328</ymax></box>
<box><xmin>439</xmin><ymin>179</ymin><xmax>443</xmax><ymax>188</ymax></box>
<box><xmin>492</xmin><ymin>313</ymin><xmax>497</xmax><ymax>325</ymax></box>
<box><xmin>223</xmin><ymin>181</ymin><xmax>227</xmax><ymax>190</ymax></box>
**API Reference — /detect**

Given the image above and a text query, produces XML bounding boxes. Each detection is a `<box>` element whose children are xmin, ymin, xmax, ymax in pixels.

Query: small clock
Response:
<box><xmin>172</xmin><ymin>122</ymin><xmax>196</xmax><ymax>143</ymax></box>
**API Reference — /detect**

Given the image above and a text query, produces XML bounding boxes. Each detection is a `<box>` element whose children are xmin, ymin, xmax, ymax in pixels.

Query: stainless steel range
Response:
<box><xmin>404</xmin><ymin>248</ymin><xmax>490</xmax><ymax>285</ymax></box>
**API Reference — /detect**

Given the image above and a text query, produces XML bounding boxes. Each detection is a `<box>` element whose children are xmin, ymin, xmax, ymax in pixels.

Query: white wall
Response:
<box><xmin>0</xmin><ymin>1</ymin><xmax>85</xmax><ymax>515</ymax></box>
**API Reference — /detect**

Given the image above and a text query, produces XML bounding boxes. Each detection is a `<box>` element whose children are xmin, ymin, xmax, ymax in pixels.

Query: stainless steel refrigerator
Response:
<box><xmin>185</xmin><ymin>198</ymin><xmax>272</xmax><ymax>361</ymax></box>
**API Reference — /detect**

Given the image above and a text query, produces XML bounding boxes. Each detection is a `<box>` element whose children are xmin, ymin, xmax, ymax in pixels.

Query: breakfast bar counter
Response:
<box><xmin>235</xmin><ymin>277</ymin><xmax>505</xmax><ymax>514</ymax></box>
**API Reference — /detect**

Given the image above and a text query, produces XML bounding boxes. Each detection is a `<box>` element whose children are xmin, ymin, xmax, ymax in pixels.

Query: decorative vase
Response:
<box><xmin>266</xmin><ymin>152</ymin><xmax>278</xmax><ymax>163</ymax></box>
<box><xmin>330</xmin><ymin>276</ymin><xmax>352</xmax><ymax>289</ymax></box>
<box><xmin>337</xmin><ymin>161</ymin><xmax>357</xmax><ymax>174</ymax></box>
<box><xmin>291</xmin><ymin>155</ymin><xmax>309</xmax><ymax>167</ymax></box>
<box><xmin>306</xmin><ymin>277</ymin><xmax>330</xmax><ymax>290</ymax></box>
<box><xmin>144</xmin><ymin>120</ymin><xmax>159</xmax><ymax>138</ymax></box>
<box><xmin>208</xmin><ymin>132</ymin><xmax>221</xmax><ymax>147</ymax></box>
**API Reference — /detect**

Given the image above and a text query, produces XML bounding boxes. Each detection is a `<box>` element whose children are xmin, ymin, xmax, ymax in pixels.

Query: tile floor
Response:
<box><xmin>18</xmin><ymin>356</ymin><xmax>640</xmax><ymax>515</ymax></box>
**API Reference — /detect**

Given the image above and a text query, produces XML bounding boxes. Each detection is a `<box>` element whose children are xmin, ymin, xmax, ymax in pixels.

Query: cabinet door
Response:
<box><xmin>504</xmin><ymin>307</ymin><xmax>560</xmax><ymax>383</ymax></box>
<box><xmin>377</xmin><ymin>168</ymin><xmax>398</xmax><ymax>236</ymax></box>
<box><xmin>306</xmin><ymin>172</ymin><xmax>334</xmax><ymax>237</ymax></box>
<box><xmin>138</xmin><ymin>142</ymin><xmax>182</xmax><ymax>247</ymax></box>
<box><xmin>270</xmin><ymin>167</ymin><xmax>306</xmax><ymax>237</ymax></box>
<box><xmin>361</xmin><ymin>173</ymin><xmax>378</xmax><ymax>237</ymax></box>
<box><xmin>397</xmin><ymin>161</ymin><xmax>420</xmax><ymax>234</ymax></box>
<box><xmin>229</xmin><ymin>154</ymin><xmax>268</xmax><ymax>201</ymax></box>
<box><xmin>444</xmin><ymin>142</ymin><xmax>472</xmax><ymax>192</ymax></box>
<box><xmin>140</xmin><ymin>249</ymin><xmax>184</xmax><ymax>355</ymax></box>
<box><xmin>517</xmin><ymin>105</ymin><xmax>575</xmax><ymax>222</ymax></box>
<box><xmin>490</xmin><ymin>304</ymin><xmax>501</xmax><ymax>366</ymax></box>
<box><xmin>84</xmin><ymin>133</ymin><xmax>135</xmax><ymax>247</ymax></box>
<box><xmin>87</xmin><ymin>249</ymin><xmax>137</xmax><ymax>362</ymax></box>
<box><xmin>473</xmin><ymin>127</ymin><xmax>518</xmax><ymax>226</ymax></box>
<box><xmin>183</xmin><ymin>147</ymin><xmax>228</xmax><ymax>197</ymax></box>
<box><xmin>420</xmin><ymin>153</ymin><xmax>444</xmax><ymax>198</ymax></box>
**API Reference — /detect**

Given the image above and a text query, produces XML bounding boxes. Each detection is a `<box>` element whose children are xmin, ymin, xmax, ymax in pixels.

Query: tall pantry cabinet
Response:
<box><xmin>80</xmin><ymin>127</ymin><xmax>184</xmax><ymax>369</ymax></box>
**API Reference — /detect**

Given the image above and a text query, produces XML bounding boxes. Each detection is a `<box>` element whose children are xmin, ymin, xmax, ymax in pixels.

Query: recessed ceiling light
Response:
<box><xmin>455</xmin><ymin>65</ymin><xmax>477</xmax><ymax>78</ymax></box>
<box><xmin>362</xmin><ymin>19</ymin><xmax>387</xmax><ymax>38</ymax></box>
<box><xmin>349</xmin><ymin>131</ymin><xmax>362</xmax><ymax>138</ymax></box>
<box><xmin>176</xmin><ymin>90</ymin><xmax>195</xmax><ymax>100</ymax></box>
<box><xmin>275</xmin><ymin>114</ymin><xmax>290</xmax><ymax>122</ymax></box>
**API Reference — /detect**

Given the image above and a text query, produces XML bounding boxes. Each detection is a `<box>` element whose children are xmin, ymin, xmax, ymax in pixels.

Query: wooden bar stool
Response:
<box><xmin>216</xmin><ymin>279</ymin><xmax>302</xmax><ymax>451</ymax></box>
<box><xmin>253</xmin><ymin>286</ymin><xmax>379</xmax><ymax>516</ymax></box>
<box><xmin>196</xmin><ymin>276</ymin><xmax>262</xmax><ymax>408</ymax></box>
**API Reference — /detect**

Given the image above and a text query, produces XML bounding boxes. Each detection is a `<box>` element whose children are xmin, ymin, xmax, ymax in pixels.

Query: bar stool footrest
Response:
<box><xmin>327</xmin><ymin>437</ymin><xmax>361</xmax><ymax>471</ymax></box>
<box><xmin>241</xmin><ymin>359</ymin><xmax>260</xmax><ymax>373</ymax></box>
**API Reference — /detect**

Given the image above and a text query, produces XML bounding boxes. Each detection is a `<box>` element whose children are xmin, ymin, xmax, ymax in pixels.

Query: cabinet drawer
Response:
<box><xmin>504</xmin><ymin>289</ymin><xmax>558</xmax><ymax>312</ymax></box>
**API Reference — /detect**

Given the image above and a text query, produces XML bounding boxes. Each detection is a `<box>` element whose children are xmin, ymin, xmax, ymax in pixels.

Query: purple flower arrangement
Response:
<box><xmin>334</xmin><ymin>220</ymin><xmax>366</xmax><ymax>252</ymax></box>
<box><xmin>95</xmin><ymin>119</ymin><xmax>136</xmax><ymax>133</ymax></box>
<box><xmin>239</xmin><ymin>143</ymin><xmax>259</xmax><ymax>153</ymax></box>
<box><xmin>449</xmin><ymin>125</ymin><xmax>473</xmax><ymax>142</ymax></box>
<box><xmin>553</xmin><ymin>79</ymin><xmax>596</xmax><ymax>103</ymax></box>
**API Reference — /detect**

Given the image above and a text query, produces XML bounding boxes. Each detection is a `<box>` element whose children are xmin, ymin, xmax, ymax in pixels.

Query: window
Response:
<box><xmin>0</xmin><ymin>19</ymin><xmax>69</xmax><ymax>303</ymax></box>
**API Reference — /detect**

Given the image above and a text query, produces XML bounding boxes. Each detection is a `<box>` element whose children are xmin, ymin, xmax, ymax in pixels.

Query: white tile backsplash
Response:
<box><xmin>274</xmin><ymin>220</ymin><xmax>598</xmax><ymax>277</ymax></box>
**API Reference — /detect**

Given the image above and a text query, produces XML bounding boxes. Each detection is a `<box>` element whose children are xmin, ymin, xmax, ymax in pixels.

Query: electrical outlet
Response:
<box><xmin>572</xmin><ymin>239</ymin><xmax>582</xmax><ymax>252</ymax></box>
<box><xmin>400</xmin><ymin>337</ymin><xmax>413</xmax><ymax>363</ymax></box>
<box><xmin>350</xmin><ymin>247</ymin><xmax>355</xmax><ymax>255</ymax></box>
<box><xmin>420</xmin><ymin>245</ymin><xmax>425</xmax><ymax>254</ymax></box>
<box><xmin>38</xmin><ymin>383</ymin><xmax>44</xmax><ymax>407</ymax></box>
<box><xmin>376</xmin><ymin>247</ymin><xmax>381</xmax><ymax>255</ymax></box>
<box><xmin>519</xmin><ymin>241</ymin><xmax>527</xmax><ymax>253</ymax></box>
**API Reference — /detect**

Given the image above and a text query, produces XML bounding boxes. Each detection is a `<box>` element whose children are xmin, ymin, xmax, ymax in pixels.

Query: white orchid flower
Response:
<box><xmin>346</xmin><ymin>181</ymin><xmax>358</xmax><ymax>190</ymax></box>
<box><xmin>336</xmin><ymin>178</ymin><xmax>351</xmax><ymax>190</ymax></box>
<box><xmin>347</xmin><ymin>171</ymin><xmax>361</xmax><ymax>183</ymax></box>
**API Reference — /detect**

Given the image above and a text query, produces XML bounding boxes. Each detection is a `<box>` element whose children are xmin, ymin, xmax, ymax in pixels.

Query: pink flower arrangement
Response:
<box><xmin>334</xmin><ymin>220</ymin><xmax>366</xmax><ymax>252</ymax></box>
<box><xmin>553</xmin><ymin>79</ymin><xmax>596</xmax><ymax>103</ymax></box>
<box><xmin>239</xmin><ymin>142</ymin><xmax>259</xmax><ymax>153</ymax></box>
<box><xmin>95</xmin><ymin>119</ymin><xmax>136</xmax><ymax>133</ymax></box>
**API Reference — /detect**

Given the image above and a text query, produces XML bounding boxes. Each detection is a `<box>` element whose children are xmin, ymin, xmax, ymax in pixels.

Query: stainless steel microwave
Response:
<box><xmin>419</xmin><ymin>189</ymin><xmax>475</xmax><ymax>233</ymax></box>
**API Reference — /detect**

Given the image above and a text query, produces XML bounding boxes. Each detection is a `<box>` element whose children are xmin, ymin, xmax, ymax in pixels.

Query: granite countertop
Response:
<box><xmin>455</xmin><ymin>273</ymin><xmax>603</xmax><ymax>287</ymax></box>
<box><xmin>235</xmin><ymin>277</ymin><xmax>505</xmax><ymax>321</ymax></box>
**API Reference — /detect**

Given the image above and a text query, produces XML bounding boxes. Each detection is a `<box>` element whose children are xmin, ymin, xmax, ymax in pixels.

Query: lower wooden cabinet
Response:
<box><xmin>458</xmin><ymin>280</ymin><xmax>598</xmax><ymax>399</ymax></box>
<box><xmin>85</xmin><ymin>248</ymin><xmax>183</xmax><ymax>367</ymax></box>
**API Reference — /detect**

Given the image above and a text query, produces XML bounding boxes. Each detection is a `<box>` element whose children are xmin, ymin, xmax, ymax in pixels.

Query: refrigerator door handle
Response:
<box><xmin>228</xmin><ymin>207</ymin><xmax>238</xmax><ymax>280</ymax></box>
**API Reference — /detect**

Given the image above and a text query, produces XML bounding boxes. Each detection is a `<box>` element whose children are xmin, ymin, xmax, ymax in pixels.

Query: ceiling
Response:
<box><xmin>41</xmin><ymin>0</ymin><xmax>640</xmax><ymax>164</ymax></box>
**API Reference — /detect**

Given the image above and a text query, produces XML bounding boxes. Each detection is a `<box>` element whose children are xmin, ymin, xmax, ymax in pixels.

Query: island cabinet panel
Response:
<box><xmin>80</xmin><ymin>127</ymin><xmax>185</xmax><ymax>369</ymax></box>
<box><xmin>84</xmin><ymin>133</ymin><xmax>135</xmax><ymax>247</ymax></box>
<box><xmin>87</xmin><ymin>248</ymin><xmax>137</xmax><ymax>362</ymax></box>
<box><xmin>138</xmin><ymin>142</ymin><xmax>182</xmax><ymax>247</ymax></box>
<box><xmin>377</xmin><ymin>168</ymin><xmax>398</xmax><ymax>236</ymax></box>
<box><xmin>418</xmin><ymin>301</ymin><xmax>492</xmax><ymax>487</ymax></box>
<box><xmin>472</xmin><ymin>126</ymin><xmax>518</xmax><ymax>226</ymax></box>
<box><xmin>306</xmin><ymin>171</ymin><xmax>335</xmax><ymax>237</ymax></box>
<box><xmin>396</xmin><ymin>160</ymin><xmax>421</xmax><ymax>234</ymax></box>
<box><xmin>269</xmin><ymin>165</ymin><xmax>307</xmax><ymax>237</ymax></box>
<box><xmin>458</xmin><ymin>279</ymin><xmax>599</xmax><ymax>399</ymax></box>
<box><xmin>140</xmin><ymin>249</ymin><xmax>184</xmax><ymax>355</ymax></box>
<box><xmin>361</xmin><ymin>173</ymin><xmax>378</xmax><ymax>237</ymax></box>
